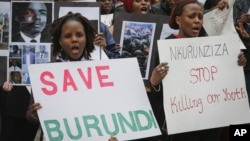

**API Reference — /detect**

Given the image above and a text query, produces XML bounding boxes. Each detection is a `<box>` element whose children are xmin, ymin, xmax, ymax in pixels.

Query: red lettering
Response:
<box><xmin>190</xmin><ymin>66</ymin><xmax>217</xmax><ymax>84</ymax></box>
<box><xmin>77</xmin><ymin>68</ymin><xmax>92</xmax><ymax>89</ymax></box>
<box><xmin>63</xmin><ymin>69</ymin><xmax>78</xmax><ymax>92</ymax></box>
<box><xmin>96</xmin><ymin>65</ymin><xmax>114</xmax><ymax>87</ymax></box>
<box><xmin>190</xmin><ymin>68</ymin><xmax>199</xmax><ymax>84</ymax></box>
<box><xmin>40</xmin><ymin>71</ymin><xmax>57</xmax><ymax>95</ymax></box>
<box><xmin>210</xmin><ymin>66</ymin><xmax>217</xmax><ymax>80</ymax></box>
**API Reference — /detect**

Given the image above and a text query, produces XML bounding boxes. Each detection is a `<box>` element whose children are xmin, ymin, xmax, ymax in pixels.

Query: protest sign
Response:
<box><xmin>158</xmin><ymin>34</ymin><xmax>250</xmax><ymax>134</ymax></box>
<box><xmin>28</xmin><ymin>58</ymin><xmax>161</xmax><ymax>141</ymax></box>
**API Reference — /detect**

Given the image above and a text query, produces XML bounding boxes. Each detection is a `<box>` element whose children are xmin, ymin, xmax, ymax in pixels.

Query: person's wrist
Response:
<box><xmin>150</xmin><ymin>80</ymin><xmax>160</xmax><ymax>92</ymax></box>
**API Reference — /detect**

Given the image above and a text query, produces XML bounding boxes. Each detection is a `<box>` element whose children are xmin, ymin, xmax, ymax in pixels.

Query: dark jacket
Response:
<box><xmin>2</xmin><ymin>85</ymin><xmax>38</xmax><ymax>141</ymax></box>
<box><xmin>233</xmin><ymin>0</ymin><xmax>250</xmax><ymax>70</ymax></box>
<box><xmin>100</xmin><ymin>22</ymin><xmax>121</xmax><ymax>59</ymax></box>
<box><xmin>11</xmin><ymin>31</ymin><xmax>51</xmax><ymax>43</ymax></box>
<box><xmin>151</xmin><ymin>1</ymin><xmax>172</xmax><ymax>16</ymax></box>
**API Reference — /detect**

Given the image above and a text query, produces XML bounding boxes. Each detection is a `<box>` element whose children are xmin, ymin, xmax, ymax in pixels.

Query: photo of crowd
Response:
<box><xmin>121</xmin><ymin>21</ymin><xmax>155</xmax><ymax>78</ymax></box>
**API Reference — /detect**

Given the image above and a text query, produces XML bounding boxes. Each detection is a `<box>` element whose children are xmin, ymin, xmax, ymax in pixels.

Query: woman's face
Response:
<box><xmin>98</xmin><ymin>0</ymin><xmax>113</xmax><ymax>14</ymax></box>
<box><xmin>166</xmin><ymin>0</ymin><xmax>176</xmax><ymax>10</ymax></box>
<box><xmin>131</xmin><ymin>0</ymin><xmax>151</xmax><ymax>14</ymax></box>
<box><xmin>59</xmin><ymin>20</ymin><xmax>86</xmax><ymax>60</ymax></box>
<box><xmin>176</xmin><ymin>3</ymin><xmax>203</xmax><ymax>38</ymax></box>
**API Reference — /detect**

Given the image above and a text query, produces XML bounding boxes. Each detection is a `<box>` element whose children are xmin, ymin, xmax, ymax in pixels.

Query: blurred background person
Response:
<box><xmin>233</xmin><ymin>0</ymin><xmax>250</xmax><ymax>99</ymax></box>
<box><xmin>97</xmin><ymin>0</ymin><xmax>115</xmax><ymax>27</ymax></box>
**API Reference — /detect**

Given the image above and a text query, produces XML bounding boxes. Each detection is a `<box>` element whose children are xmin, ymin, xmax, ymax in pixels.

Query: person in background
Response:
<box><xmin>95</xmin><ymin>0</ymin><xmax>124</xmax><ymax>58</ymax></box>
<box><xmin>26</xmin><ymin>12</ymin><xmax>120</xmax><ymax>141</ymax></box>
<box><xmin>233</xmin><ymin>0</ymin><xmax>250</xmax><ymax>103</ymax></box>
<box><xmin>98</xmin><ymin>22</ymin><xmax>121</xmax><ymax>58</ymax></box>
<box><xmin>97</xmin><ymin>0</ymin><xmax>115</xmax><ymax>27</ymax></box>
<box><xmin>115</xmin><ymin>0</ymin><xmax>126</xmax><ymax>12</ymax></box>
<box><xmin>121</xmin><ymin>1</ymin><xmax>169</xmax><ymax>141</ymax></box>
<box><xmin>150</xmin><ymin>1</ymin><xmax>246</xmax><ymax>141</ymax></box>
<box><xmin>123</xmin><ymin>0</ymin><xmax>153</xmax><ymax>14</ymax></box>
<box><xmin>223</xmin><ymin>1</ymin><xmax>250</xmax><ymax>141</ymax></box>
<box><xmin>151</xmin><ymin>0</ymin><xmax>176</xmax><ymax>16</ymax></box>
<box><xmin>152</xmin><ymin>0</ymin><xmax>161</xmax><ymax>5</ymax></box>
<box><xmin>94</xmin><ymin>0</ymin><xmax>121</xmax><ymax>58</ymax></box>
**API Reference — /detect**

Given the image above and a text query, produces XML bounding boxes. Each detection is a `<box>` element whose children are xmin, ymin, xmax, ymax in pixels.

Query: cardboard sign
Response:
<box><xmin>158</xmin><ymin>34</ymin><xmax>250</xmax><ymax>134</ymax></box>
<box><xmin>28</xmin><ymin>58</ymin><xmax>161</xmax><ymax>141</ymax></box>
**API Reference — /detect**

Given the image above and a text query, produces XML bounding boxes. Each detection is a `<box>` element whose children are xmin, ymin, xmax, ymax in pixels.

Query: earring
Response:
<box><xmin>179</xmin><ymin>23</ymin><xmax>182</xmax><ymax>28</ymax></box>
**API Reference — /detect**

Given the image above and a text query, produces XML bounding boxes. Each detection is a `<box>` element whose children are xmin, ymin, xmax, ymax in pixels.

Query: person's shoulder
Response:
<box><xmin>115</xmin><ymin>2</ymin><xmax>125</xmax><ymax>12</ymax></box>
<box><xmin>165</xmin><ymin>34</ymin><xmax>176</xmax><ymax>39</ymax></box>
<box><xmin>151</xmin><ymin>2</ymin><xmax>170</xmax><ymax>16</ymax></box>
<box><xmin>152</xmin><ymin>2</ymin><xmax>161</xmax><ymax>9</ymax></box>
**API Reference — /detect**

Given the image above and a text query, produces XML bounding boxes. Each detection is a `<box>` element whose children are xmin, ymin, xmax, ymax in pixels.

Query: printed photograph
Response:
<box><xmin>35</xmin><ymin>44</ymin><xmax>50</xmax><ymax>64</ymax></box>
<box><xmin>11</xmin><ymin>1</ymin><xmax>53</xmax><ymax>43</ymax></box>
<box><xmin>120</xmin><ymin>21</ymin><xmax>156</xmax><ymax>79</ymax></box>
<box><xmin>0</xmin><ymin>2</ymin><xmax>10</xmax><ymax>49</ymax></box>
<box><xmin>9</xmin><ymin>44</ymin><xmax>22</xmax><ymax>58</ymax></box>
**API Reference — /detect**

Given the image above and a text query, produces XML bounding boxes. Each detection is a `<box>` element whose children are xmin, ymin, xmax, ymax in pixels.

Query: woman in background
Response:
<box><xmin>150</xmin><ymin>0</ymin><xmax>246</xmax><ymax>141</ymax></box>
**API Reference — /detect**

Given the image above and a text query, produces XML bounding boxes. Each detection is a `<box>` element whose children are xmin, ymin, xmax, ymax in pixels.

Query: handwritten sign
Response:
<box><xmin>158</xmin><ymin>34</ymin><xmax>250</xmax><ymax>134</ymax></box>
<box><xmin>28</xmin><ymin>58</ymin><xmax>161</xmax><ymax>141</ymax></box>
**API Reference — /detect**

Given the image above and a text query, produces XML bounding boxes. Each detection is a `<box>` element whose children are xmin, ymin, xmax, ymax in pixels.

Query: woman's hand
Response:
<box><xmin>108</xmin><ymin>136</ymin><xmax>118</xmax><ymax>141</ymax></box>
<box><xmin>2</xmin><ymin>81</ymin><xmax>13</xmax><ymax>92</ymax></box>
<box><xmin>94</xmin><ymin>33</ymin><xmax>107</xmax><ymax>50</ymax></box>
<box><xmin>240</xmin><ymin>13</ymin><xmax>250</xmax><ymax>24</ymax></box>
<box><xmin>116</xmin><ymin>43</ymin><xmax>122</xmax><ymax>51</ymax></box>
<box><xmin>150</xmin><ymin>62</ymin><xmax>169</xmax><ymax>86</ymax></box>
<box><xmin>238</xmin><ymin>52</ymin><xmax>247</xmax><ymax>67</ymax></box>
<box><xmin>28</xmin><ymin>102</ymin><xmax>42</xmax><ymax>121</ymax></box>
<box><xmin>236</xmin><ymin>19</ymin><xmax>250</xmax><ymax>39</ymax></box>
<box><xmin>215</xmin><ymin>0</ymin><xmax>229</xmax><ymax>10</ymax></box>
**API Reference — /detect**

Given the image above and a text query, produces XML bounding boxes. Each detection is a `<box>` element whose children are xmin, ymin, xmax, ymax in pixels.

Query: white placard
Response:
<box><xmin>158</xmin><ymin>34</ymin><xmax>250</xmax><ymax>134</ymax></box>
<box><xmin>28</xmin><ymin>58</ymin><xmax>161</xmax><ymax>141</ymax></box>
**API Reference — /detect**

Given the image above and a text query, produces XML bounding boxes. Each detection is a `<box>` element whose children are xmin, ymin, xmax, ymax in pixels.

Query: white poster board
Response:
<box><xmin>28</xmin><ymin>58</ymin><xmax>161</xmax><ymax>141</ymax></box>
<box><xmin>157</xmin><ymin>34</ymin><xmax>250</xmax><ymax>135</ymax></box>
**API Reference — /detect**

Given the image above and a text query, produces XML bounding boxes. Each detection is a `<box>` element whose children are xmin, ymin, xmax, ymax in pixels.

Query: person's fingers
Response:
<box><xmin>2</xmin><ymin>82</ymin><xmax>13</xmax><ymax>91</ymax></box>
<box><xmin>238</xmin><ymin>53</ymin><xmax>247</xmax><ymax>66</ymax></box>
